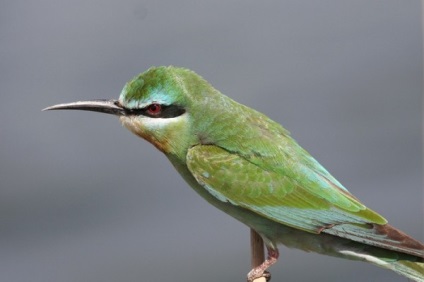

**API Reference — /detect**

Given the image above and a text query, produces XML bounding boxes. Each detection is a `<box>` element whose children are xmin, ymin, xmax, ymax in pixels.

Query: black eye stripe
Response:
<box><xmin>124</xmin><ymin>104</ymin><xmax>186</xmax><ymax>118</ymax></box>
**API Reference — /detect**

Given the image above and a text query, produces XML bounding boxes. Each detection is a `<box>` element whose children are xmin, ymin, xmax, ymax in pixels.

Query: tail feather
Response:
<box><xmin>392</xmin><ymin>261</ymin><xmax>424</xmax><ymax>282</ymax></box>
<box><xmin>339</xmin><ymin>249</ymin><xmax>424</xmax><ymax>282</ymax></box>
<box><xmin>265</xmin><ymin>217</ymin><xmax>424</xmax><ymax>280</ymax></box>
<box><xmin>324</xmin><ymin>223</ymin><xmax>424</xmax><ymax>258</ymax></box>
<box><xmin>323</xmin><ymin>223</ymin><xmax>423</xmax><ymax>281</ymax></box>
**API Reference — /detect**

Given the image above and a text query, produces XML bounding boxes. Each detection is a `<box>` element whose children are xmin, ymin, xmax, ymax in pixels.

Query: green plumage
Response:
<box><xmin>187</xmin><ymin>145</ymin><xmax>385</xmax><ymax>233</ymax></box>
<box><xmin>44</xmin><ymin>66</ymin><xmax>424</xmax><ymax>281</ymax></box>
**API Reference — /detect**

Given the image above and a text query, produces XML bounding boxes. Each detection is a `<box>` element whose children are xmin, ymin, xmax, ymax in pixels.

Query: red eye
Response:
<box><xmin>146</xmin><ymin>103</ymin><xmax>162</xmax><ymax>115</ymax></box>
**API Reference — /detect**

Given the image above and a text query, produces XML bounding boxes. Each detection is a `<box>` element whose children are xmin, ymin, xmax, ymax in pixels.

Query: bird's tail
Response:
<box><xmin>269</xmin><ymin>218</ymin><xmax>424</xmax><ymax>280</ymax></box>
<box><xmin>339</xmin><ymin>248</ymin><xmax>424</xmax><ymax>282</ymax></box>
<box><xmin>389</xmin><ymin>260</ymin><xmax>424</xmax><ymax>282</ymax></box>
<box><xmin>322</xmin><ymin>223</ymin><xmax>424</xmax><ymax>281</ymax></box>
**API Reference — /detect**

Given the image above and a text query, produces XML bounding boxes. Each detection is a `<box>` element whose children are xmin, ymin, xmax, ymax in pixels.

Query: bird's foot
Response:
<box><xmin>247</xmin><ymin>248</ymin><xmax>279</xmax><ymax>282</ymax></box>
<box><xmin>248</xmin><ymin>270</ymin><xmax>271</xmax><ymax>282</ymax></box>
<box><xmin>247</xmin><ymin>269</ymin><xmax>271</xmax><ymax>282</ymax></box>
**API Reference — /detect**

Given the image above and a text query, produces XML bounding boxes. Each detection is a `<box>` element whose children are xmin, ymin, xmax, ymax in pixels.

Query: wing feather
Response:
<box><xmin>187</xmin><ymin>145</ymin><xmax>386</xmax><ymax>234</ymax></box>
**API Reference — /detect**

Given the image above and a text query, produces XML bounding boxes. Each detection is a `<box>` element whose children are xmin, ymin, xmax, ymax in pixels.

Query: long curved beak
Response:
<box><xmin>42</xmin><ymin>99</ymin><xmax>125</xmax><ymax>116</ymax></box>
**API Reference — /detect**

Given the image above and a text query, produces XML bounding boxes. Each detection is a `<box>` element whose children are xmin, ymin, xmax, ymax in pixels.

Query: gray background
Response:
<box><xmin>1</xmin><ymin>1</ymin><xmax>423</xmax><ymax>282</ymax></box>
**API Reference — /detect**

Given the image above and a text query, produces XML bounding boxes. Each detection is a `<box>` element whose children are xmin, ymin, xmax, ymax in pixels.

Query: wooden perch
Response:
<box><xmin>250</xmin><ymin>228</ymin><xmax>267</xmax><ymax>282</ymax></box>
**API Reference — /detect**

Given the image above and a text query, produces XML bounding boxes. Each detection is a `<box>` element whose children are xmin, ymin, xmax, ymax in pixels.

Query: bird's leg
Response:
<box><xmin>247</xmin><ymin>247</ymin><xmax>279</xmax><ymax>282</ymax></box>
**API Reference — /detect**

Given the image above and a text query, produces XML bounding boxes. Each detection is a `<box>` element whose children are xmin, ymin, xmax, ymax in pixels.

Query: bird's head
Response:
<box><xmin>44</xmin><ymin>66</ymin><xmax>230</xmax><ymax>160</ymax></box>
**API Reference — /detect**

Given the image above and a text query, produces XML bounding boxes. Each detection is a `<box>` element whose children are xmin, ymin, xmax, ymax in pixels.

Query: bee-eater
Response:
<box><xmin>44</xmin><ymin>66</ymin><xmax>424</xmax><ymax>281</ymax></box>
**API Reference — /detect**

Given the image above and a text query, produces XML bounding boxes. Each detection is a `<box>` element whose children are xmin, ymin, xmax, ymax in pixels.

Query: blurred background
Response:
<box><xmin>1</xmin><ymin>1</ymin><xmax>422</xmax><ymax>281</ymax></box>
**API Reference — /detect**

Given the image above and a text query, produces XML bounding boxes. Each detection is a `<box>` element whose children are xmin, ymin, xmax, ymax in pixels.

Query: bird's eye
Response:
<box><xmin>146</xmin><ymin>103</ymin><xmax>162</xmax><ymax>116</ymax></box>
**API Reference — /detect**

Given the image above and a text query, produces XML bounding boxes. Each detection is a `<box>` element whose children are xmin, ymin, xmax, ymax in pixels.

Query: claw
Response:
<box><xmin>263</xmin><ymin>271</ymin><xmax>271</xmax><ymax>281</ymax></box>
<box><xmin>247</xmin><ymin>270</ymin><xmax>271</xmax><ymax>282</ymax></box>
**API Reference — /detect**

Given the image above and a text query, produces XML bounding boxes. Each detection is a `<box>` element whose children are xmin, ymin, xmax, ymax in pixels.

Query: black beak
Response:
<box><xmin>42</xmin><ymin>99</ymin><xmax>125</xmax><ymax>116</ymax></box>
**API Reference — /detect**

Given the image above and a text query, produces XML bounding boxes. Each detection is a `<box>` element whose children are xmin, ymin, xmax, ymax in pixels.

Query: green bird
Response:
<box><xmin>44</xmin><ymin>66</ymin><xmax>424</xmax><ymax>281</ymax></box>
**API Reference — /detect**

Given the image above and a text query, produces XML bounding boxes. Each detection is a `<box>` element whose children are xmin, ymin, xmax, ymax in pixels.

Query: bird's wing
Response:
<box><xmin>186</xmin><ymin>144</ymin><xmax>387</xmax><ymax>234</ymax></box>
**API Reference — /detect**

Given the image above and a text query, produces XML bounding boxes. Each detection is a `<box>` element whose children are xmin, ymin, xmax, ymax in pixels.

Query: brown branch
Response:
<box><xmin>250</xmin><ymin>228</ymin><xmax>267</xmax><ymax>282</ymax></box>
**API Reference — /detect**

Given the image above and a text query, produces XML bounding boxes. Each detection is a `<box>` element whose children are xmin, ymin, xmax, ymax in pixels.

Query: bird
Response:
<box><xmin>44</xmin><ymin>66</ymin><xmax>424</xmax><ymax>281</ymax></box>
